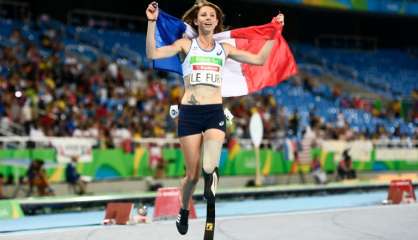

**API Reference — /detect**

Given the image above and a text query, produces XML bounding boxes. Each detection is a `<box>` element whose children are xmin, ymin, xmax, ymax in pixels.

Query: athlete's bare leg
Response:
<box><xmin>176</xmin><ymin>133</ymin><xmax>202</xmax><ymax>235</ymax></box>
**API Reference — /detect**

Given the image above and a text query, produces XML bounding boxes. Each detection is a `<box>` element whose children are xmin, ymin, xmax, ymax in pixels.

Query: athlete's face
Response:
<box><xmin>194</xmin><ymin>6</ymin><xmax>219</xmax><ymax>33</ymax></box>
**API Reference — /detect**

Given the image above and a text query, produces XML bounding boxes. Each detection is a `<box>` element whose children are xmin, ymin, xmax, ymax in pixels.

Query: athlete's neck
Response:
<box><xmin>198</xmin><ymin>34</ymin><xmax>214</xmax><ymax>50</ymax></box>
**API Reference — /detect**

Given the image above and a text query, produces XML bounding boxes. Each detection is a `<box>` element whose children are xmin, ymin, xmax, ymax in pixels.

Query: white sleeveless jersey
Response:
<box><xmin>182</xmin><ymin>38</ymin><xmax>226</xmax><ymax>87</ymax></box>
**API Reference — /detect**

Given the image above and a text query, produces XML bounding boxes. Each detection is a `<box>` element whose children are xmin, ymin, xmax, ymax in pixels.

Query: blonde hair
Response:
<box><xmin>182</xmin><ymin>0</ymin><xmax>225</xmax><ymax>33</ymax></box>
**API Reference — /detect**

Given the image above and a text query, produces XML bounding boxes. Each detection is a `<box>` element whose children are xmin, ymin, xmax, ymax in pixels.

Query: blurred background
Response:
<box><xmin>0</xmin><ymin>0</ymin><xmax>417</xmax><ymax>224</ymax></box>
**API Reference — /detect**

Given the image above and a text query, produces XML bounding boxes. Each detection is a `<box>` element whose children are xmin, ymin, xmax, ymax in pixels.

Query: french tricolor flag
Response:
<box><xmin>153</xmin><ymin>10</ymin><xmax>297</xmax><ymax>97</ymax></box>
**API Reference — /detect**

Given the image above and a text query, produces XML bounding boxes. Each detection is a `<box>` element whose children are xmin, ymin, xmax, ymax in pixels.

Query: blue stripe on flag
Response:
<box><xmin>152</xmin><ymin>10</ymin><xmax>186</xmax><ymax>75</ymax></box>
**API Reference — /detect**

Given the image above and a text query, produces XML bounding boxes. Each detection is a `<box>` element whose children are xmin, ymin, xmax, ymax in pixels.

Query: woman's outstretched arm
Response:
<box><xmin>222</xmin><ymin>13</ymin><xmax>284</xmax><ymax>65</ymax></box>
<box><xmin>145</xmin><ymin>1</ymin><xmax>188</xmax><ymax>59</ymax></box>
<box><xmin>223</xmin><ymin>40</ymin><xmax>276</xmax><ymax>65</ymax></box>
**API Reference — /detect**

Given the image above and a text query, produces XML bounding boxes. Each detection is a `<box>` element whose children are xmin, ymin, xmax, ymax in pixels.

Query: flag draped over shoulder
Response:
<box><xmin>152</xmin><ymin>10</ymin><xmax>297</xmax><ymax>97</ymax></box>
<box><xmin>152</xmin><ymin>10</ymin><xmax>186</xmax><ymax>75</ymax></box>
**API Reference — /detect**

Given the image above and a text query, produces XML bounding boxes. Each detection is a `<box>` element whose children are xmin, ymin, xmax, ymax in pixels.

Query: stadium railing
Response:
<box><xmin>0</xmin><ymin>136</ymin><xmax>416</xmax><ymax>150</ymax></box>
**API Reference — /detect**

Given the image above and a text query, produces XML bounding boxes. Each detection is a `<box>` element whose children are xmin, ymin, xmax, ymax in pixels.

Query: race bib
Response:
<box><xmin>189</xmin><ymin>65</ymin><xmax>222</xmax><ymax>87</ymax></box>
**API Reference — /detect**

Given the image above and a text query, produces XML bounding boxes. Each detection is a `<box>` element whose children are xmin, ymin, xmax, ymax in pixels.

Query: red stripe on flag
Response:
<box><xmin>230</xmin><ymin>22</ymin><xmax>280</xmax><ymax>40</ymax></box>
<box><xmin>232</xmin><ymin>22</ymin><xmax>297</xmax><ymax>93</ymax></box>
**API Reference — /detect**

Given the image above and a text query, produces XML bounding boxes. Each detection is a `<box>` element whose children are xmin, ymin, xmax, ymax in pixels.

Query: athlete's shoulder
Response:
<box><xmin>176</xmin><ymin>37</ymin><xmax>192</xmax><ymax>45</ymax></box>
<box><xmin>175</xmin><ymin>38</ymin><xmax>192</xmax><ymax>53</ymax></box>
<box><xmin>219</xmin><ymin>42</ymin><xmax>233</xmax><ymax>56</ymax></box>
<box><xmin>220</xmin><ymin>42</ymin><xmax>233</xmax><ymax>48</ymax></box>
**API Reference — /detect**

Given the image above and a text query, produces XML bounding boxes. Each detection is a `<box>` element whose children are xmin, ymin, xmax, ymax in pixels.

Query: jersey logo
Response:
<box><xmin>219</xmin><ymin>121</ymin><xmax>224</xmax><ymax>126</ymax></box>
<box><xmin>216</xmin><ymin>50</ymin><xmax>223</xmax><ymax>56</ymax></box>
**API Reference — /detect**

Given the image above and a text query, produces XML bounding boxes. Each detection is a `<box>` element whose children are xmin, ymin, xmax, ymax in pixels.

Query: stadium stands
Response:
<box><xmin>0</xmin><ymin>14</ymin><xmax>417</xmax><ymax>146</ymax></box>
<box><xmin>296</xmin><ymin>44</ymin><xmax>418</xmax><ymax>98</ymax></box>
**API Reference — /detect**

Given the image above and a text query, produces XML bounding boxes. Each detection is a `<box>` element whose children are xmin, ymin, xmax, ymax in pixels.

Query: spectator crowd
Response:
<box><xmin>0</xmin><ymin>17</ymin><xmax>417</xmax><ymax>150</ymax></box>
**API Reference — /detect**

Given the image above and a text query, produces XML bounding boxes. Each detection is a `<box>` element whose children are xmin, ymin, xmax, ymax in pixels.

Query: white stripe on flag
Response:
<box><xmin>222</xmin><ymin>58</ymin><xmax>248</xmax><ymax>97</ymax></box>
<box><xmin>218</xmin><ymin>38</ymin><xmax>249</xmax><ymax>97</ymax></box>
<box><xmin>184</xmin><ymin>23</ymin><xmax>197</xmax><ymax>38</ymax></box>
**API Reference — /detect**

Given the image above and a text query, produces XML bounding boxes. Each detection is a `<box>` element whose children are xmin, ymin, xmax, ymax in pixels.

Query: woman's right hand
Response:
<box><xmin>146</xmin><ymin>2</ymin><xmax>159</xmax><ymax>21</ymax></box>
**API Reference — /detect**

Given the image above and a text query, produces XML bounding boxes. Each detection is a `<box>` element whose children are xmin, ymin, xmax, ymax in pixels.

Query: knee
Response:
<box><xmin>185</xmin><ymin>175</ymin><xmax>199</xmax><ymax>185</ymax></box>
<box><xmin>203</xmin><ymin>165</ymin><xmax>216</xmax><ymax>174</ymax></box>
<box><xmin>202</xmin><ymin>157</ymin><xmax>219</xmax><ymax>174</ymax></box>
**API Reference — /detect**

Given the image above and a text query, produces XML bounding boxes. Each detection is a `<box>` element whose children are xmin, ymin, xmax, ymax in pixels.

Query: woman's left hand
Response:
<box><xmin>273</xmin><ymin>13</ymin><xmax>284</xmax><ymax>26</ymax></box>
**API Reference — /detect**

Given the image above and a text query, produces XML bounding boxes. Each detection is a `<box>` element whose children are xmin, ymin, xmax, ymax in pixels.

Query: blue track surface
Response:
<box><xmin>0</xmin><ymin>190</ymin><xmax>398</xmax><ymax>233</ymax></box>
